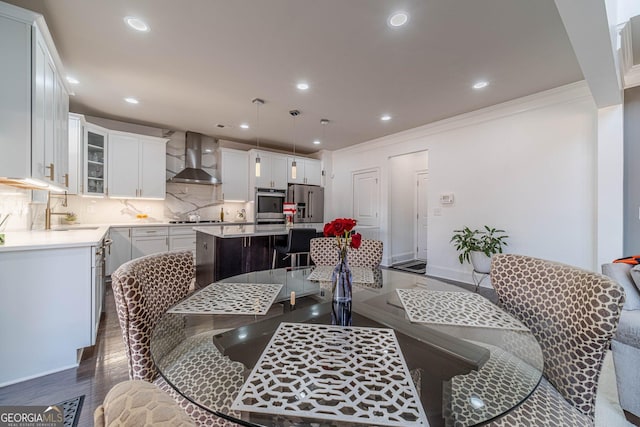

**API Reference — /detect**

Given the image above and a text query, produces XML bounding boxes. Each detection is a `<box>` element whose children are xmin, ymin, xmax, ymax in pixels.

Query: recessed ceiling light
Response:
<box><xmin>124</xmin><ymin>97</ymin><xmax>139</xmax><ymax>104</ymax></box>
<box><xmin>380</xmin><ymin>114</ymin><xmax>392</xmax><ymax>121</ymax></box>
<box><xmin>240</xmin><ymin>123</ymin><xmax>249</xmax><ymax>129</ymax></box>
<box><xmin>66</xmin><ymin>76</ymin><xmax>79</xmax><ymax>85</ymax></box>
<box><xmin>124</xmin><ymin>16</ymin><xmax>150</xmax><ymax>32</ymax></box>
<box><xmin>296</xmin><ymin>82</ymin><xmax>309</xmax><ymax>91</ymax></box>
<box><xmin>473</xmin><ymin>81</ymin><xmax>489</xmax><ymax>89</ymax></box>
<box><xmin>388</xmin><ymin>12</ymin><xmax>409</xmax><ymax>27</ymax></box>
<box><xmin>313</xmin><ymin>140</ymin><xmax>321</xmax><ymax>145</ymax></box>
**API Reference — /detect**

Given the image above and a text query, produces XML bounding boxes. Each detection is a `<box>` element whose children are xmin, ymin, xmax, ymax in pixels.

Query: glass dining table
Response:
<box><xmin>150</xmin><ymin>267</ymin><xmax>543</xmax><ymax>427</ymax></box>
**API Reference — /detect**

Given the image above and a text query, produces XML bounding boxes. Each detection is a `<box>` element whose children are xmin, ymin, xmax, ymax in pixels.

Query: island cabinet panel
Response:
<box><xmin>0</xmin><ymin>246</ymin><xmax>93</xmax><ymax>386</ymax></box>
<box><xmin>196</xmin><ymin>232</ymin><xmax>275</xmax><ymax>286</ymax></box>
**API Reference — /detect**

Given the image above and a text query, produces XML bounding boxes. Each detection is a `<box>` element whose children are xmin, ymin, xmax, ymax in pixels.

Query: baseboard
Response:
<box><xmin>391</xmin><ymin>252</ymin><xmax>415</xmax><ymax>264</ymax></box>
<box><xmin>0</xmin><ymin>363</ymin><xmax>79</xmax><ymax>388</ymax></box>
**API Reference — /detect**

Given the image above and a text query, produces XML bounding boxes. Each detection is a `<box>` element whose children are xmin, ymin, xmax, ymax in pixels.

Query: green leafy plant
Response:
<box><xmin>450</xmin><ymin>226</ymin><xmax>508</xmax><ymax>264</ymax></box>
<box><xmin>64</xmin><ymin>212</ymin><xmax>77</xmax><ymax>222</ymax></box>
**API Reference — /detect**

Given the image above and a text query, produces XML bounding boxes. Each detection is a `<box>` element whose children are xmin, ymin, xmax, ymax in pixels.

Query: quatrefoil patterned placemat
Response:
<box><xmin>168</xmin><ymin>283</ymin><xmax>283</xmax><ymax>315</ymax></box>
<box><xmin>232</xmin><ymin>322</ymin><xmax>429</xmax><ymax>426</ymax></box>
<box><xmin>306</xmin><ymin>265</ymin><xmax>374</xmax><ymax>283</ymax></box>
<box><xmin>396</xmin><ymin>289</ymin><xmax>528</xmax><ymax>331</ymax></box>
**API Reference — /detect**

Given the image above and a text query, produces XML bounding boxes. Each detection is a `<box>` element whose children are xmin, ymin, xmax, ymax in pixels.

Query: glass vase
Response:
<box><xmin>331</xmin><ymin>252</ymin><xmax>353</xmax><ymax>326</ymax></box>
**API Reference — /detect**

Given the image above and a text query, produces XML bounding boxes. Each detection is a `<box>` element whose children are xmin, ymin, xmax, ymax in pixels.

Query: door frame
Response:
<box><xmin>415</xmin><ymin>170</ymin><xmax>429</xmax><ymax>261</ymax></box>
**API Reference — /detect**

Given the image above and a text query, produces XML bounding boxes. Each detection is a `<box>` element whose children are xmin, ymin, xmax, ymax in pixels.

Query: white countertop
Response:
<box><xmin>0</xmin><ymin>225</ymin><xmax>110</xmax><ymax>252</ymax></box>
<box><xmin>194</xmin><ymin>223</ymin><xmax>324</xmax><ymax>238</ymax></box>
<box><xmin>0</xmin><ymin>221</ymin><xmax>252</xmax><ymax>252</ymax></box>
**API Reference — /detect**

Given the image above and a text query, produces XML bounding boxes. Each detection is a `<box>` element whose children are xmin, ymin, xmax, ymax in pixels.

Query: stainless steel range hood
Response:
<box><xmin>169</xmin><ymin>132</ymin><xmax>220</xmax><ymax>185</ymax></box>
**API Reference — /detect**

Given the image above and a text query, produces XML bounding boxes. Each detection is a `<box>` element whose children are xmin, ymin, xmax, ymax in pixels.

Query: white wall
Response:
<box><xmin>326</xmin><ymin>82</ymin><xmax>598</xmax><ymax>283</ymax></box>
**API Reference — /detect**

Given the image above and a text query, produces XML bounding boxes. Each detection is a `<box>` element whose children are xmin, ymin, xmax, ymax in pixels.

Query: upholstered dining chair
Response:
<box><xmin>111</xmin><ymin>250</ymin><xmax>235</xmax><ymax>426</ymax></box>
<box><xmin>111</xmin><ymin>250</ymin><xmax>194</xmax><ymax>382</ymax></box>
<box><xmin>94</xmin><ymin>380</ymin><xmax>196</xmax><ymax>427</ymax></box>
<box><xmin>309</xmin><ymin>237</ymin><xmax>383</xmax><ymax>267</ymax></box>
<box><xmin>487</xmin><ymin>254</ymin><xmax>625</xmax><ymax>426</ymax></box>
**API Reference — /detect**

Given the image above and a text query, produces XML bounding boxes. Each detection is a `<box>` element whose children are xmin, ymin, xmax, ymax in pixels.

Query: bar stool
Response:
<box><xmin>272</xmin><ymin>228</ymin><xmax>317</xmax><ymax>268</ymax></box>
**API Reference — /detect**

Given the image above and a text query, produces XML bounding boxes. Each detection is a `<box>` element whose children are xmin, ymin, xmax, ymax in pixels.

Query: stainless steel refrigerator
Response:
<box><xmin>287</xmin><ymin>184</ymin><xmax>324</xmax><ymax>223</ymax></box>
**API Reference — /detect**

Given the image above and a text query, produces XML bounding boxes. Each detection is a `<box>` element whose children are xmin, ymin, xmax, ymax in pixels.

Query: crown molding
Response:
<box><xmin>336</xmin><ymin>81</ymin><xmax>593</xmax><ymax>155</ymax></box>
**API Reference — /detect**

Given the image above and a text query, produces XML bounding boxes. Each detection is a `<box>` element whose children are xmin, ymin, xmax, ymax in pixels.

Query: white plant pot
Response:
<box><xmin>470</xmin><ymin>251</ymin><xmax>492</xmax><ymax>274</ymax></box>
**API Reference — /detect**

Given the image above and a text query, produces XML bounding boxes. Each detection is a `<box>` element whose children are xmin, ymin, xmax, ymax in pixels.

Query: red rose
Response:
<box><xmin>323</xmin><ymin>222</ymin><xmax>335</xmax><ymax>237</ymax></box>
<box><xmin>343</xmin><ymin>218</ymin><xmax>356</xmax><ymax>232</ymax></box>
<box><xmin>332</xmin><ymin>220</ymin><xmax>345</xmax><ymax>235</ymax></box>
<box><xmin>350</xmin><ymin>232</ymin><xmax>362</xmax><ymax>249</ymax></box>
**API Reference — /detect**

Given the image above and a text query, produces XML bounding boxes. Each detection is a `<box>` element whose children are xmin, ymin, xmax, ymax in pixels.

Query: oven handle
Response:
<box><xmin>256</xmin><ymin>191</ymin><xmax>286</xmax><ymax>198</ymax></box>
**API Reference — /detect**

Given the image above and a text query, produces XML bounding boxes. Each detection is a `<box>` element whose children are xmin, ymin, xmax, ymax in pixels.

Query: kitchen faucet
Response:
<box><xmin>45</xmin><ymin>191</ymin><xmax>70</xmax><ymax>230</ymax></box>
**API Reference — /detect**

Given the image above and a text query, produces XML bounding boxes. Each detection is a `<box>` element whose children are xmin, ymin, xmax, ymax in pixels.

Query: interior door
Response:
<box><xmin>352</xmin><ymin>169</ymin><xmax>379</xmax><ymax>228</ymax></box>
<box><xmin>416</xmin><ymin>171</ymin><xmax>429</xmax><ymax>261</ymax></box>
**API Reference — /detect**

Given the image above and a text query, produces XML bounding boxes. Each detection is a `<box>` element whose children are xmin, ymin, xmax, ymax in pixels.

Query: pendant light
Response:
<box><xmin>289</xmin><ymin>109</ymin><xmax>300</xmax><ymax>180</ymax></box>
<box><xmin>252</xmin><ymin>98</ymin><xmax>264</xmax><ymax>177</ymax></box>
<box><xmin>320</xmin><ymin>118</ymin><xmax>329</xmax><ymax>145</ymax></box>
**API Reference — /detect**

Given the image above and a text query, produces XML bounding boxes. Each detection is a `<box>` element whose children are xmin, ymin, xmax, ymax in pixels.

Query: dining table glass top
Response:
<box><xmin>150</xmin><ymin>267</ymin><xmax>544</xmax><ymax>427</ymax></box>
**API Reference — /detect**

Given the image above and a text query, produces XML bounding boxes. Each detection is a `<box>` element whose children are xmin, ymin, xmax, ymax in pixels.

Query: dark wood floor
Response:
<box><xmin>0</xmin><ymin>273</ymin><xmax>637</xmax><ymax>427</ymax></box>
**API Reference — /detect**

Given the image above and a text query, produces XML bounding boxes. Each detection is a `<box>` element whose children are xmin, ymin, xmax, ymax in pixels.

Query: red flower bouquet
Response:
<box><xmin>323</xmin><ymin>218</ymin><xmax>362</xmax><ymax>255</ymax></box>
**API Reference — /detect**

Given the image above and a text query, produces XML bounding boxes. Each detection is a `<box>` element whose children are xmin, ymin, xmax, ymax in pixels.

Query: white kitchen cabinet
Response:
<box><xmin>249</xmin><ymin>150</ymin><xmax>288</xmax><ymax>193</ymax></box>
<box><xmin>66</xmin><ymin>113</ymin><xmax>83</xmax><ymax>194</ymax></box>
<box><xmin>131</xmin><ymin>227</ymin><xmax>169</xmax><ymax>259</ymax></box>
<box><xmin>220</xmin><ymin>148</ymin><xmax>249</xmax><ymax>201</ymax></box>
<box><xmin>32</xmin><ymin>25</ymin><xmax>69</xmax><ymax>189</ymax></box>
<box><xmin>54</xmin><ymin>74</ymin><xmax>69</xmax><ymax>188</ymax></box>
<box><xmin>107</xmin><ymin>225</ymin><xmax>199</xmax><ymax>275</ymax></box>
<box><xmin>106</xmin><ymin>227</ymin><xmax>132</xmax><ymax>275</ymax></box>
<box><xmin>108</xmin><ymin>131</ymin><xmax>167</xmax><ymax>199</ymax></box>
<box><xmin>0</xmin><ymin>5</ymin><xmax>70</xmax><ymax>192</ymax></box>
<box><xmin>287</xmin><ymin>157</ymin><xmax>322</xmax><ymax>186</ymax></box>
<box><xmin>83</xmin><ymin>123</ymin><xmax>108</xmax><ymax>196</ymax></box>
<box><xmin>169</xmin><ymin>227</ymin><xmax>197</xmax><ymax>253</ymax></box>
<box><xmin>0</xmin><ymin>246</ymin><xmax>93</xmax><ymax>385</ymax></box>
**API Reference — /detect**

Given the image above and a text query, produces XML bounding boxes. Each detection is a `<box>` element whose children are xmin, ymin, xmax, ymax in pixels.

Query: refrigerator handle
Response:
<box><xmin>308</xmin><ymin>191</ymin><xmax>312</xmax><ymax>218</ymax></box>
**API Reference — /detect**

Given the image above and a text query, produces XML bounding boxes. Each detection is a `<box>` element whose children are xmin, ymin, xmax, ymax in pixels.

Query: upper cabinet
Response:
<box><xmin>287</xmin><ymin>157</ymin><xmax>322</xmax><ymax>186</ymax></box>
<box><xmin>220</xmin><ymin>148</ymin><xmax>249</xmax><ymax>201</ymax></box>
<box><xmin>0</xmin><ymin>4</ymin><xmax>70</xmax><ymax>190</ymax></box>
<box><xmin>107</xmin><ymin>131</ymin><xmax>167</xmax><ymax>199</ymax></box>
<box><xmin>249</xmin><ymin>150</ymin><xmax>288</xmax><ymax>192</ymax></box>
<box><xmin>84</xmin><ymin>124</ymin><xmax>108</xmax><ymax>196</ymax></box>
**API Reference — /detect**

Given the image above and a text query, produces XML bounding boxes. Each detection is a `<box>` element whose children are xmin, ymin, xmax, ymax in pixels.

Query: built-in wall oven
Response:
<box><xmin>255</xmin><ymin>188</ymin><xmax>286</xmax><ymax>224</ymax></box>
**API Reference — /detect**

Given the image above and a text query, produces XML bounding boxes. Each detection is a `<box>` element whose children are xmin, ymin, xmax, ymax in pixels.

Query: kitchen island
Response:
<box><xmin>194</xmin><ymin>224</ymin><xmax>324</xmax><ymax>286</ymax></box>
<box><xmin>0</xmin><ymin>226</ymin><xmax>109</xmax><ymax>386</ymax></box>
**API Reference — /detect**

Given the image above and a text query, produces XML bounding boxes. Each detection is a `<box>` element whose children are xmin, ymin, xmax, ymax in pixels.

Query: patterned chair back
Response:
<box><xmin>491</xmin><ymin>254</ymin><xmax>625</xmax><ymax>418</ymax></box>
<box><xmin>111</xmin><ymin>250</ymin><xmax>194</xmax><ymax>382</ymax></box>
<box><xmin>310</xmin><ymin>237</ymin><xmax>383</xmax><ymax>268</ymax></box>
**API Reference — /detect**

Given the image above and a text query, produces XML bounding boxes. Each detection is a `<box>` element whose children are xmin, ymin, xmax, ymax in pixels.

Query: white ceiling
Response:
<box><xmin>6</xmin><ymin>0</ymin><xmax>583</xmax><ymax>153</ymax></box>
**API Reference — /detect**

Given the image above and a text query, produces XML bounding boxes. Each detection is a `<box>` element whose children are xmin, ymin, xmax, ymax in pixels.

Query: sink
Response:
<box><xmin>52</xmin><ymin>226</ymin><xmax>100</xmax><ymax>231</ymax></box>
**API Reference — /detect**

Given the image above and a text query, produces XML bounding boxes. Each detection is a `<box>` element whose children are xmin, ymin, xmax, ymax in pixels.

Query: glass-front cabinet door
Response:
<box><xmin>84</xmin><ymin>123</ymin><xmax>108</xmax><ymax>196</ymax></box>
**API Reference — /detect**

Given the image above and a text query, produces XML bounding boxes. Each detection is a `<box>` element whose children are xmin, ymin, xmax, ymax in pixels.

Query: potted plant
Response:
<box><xmin>450</xmin><ymin>226</ymin><xmax>508</xmax><ymax>273</ymax></box>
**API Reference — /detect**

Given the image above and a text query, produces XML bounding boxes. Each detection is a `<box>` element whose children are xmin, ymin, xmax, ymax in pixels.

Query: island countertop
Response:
<box><xmin>193</xmin><ymin>223</ymin><xmax>324</xmax><ymax>238</ymax></box>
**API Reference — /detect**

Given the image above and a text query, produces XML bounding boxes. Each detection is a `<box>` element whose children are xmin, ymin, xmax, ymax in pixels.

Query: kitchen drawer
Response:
<box><xmin>169</xmin><ymin>226</ymin><xmax>198</xmax><ymax>236</ymax></box>
<box><xmin>132</xmin><ymin>226</ymin><xmax>168</xmax><ymax>237</ymax></box>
